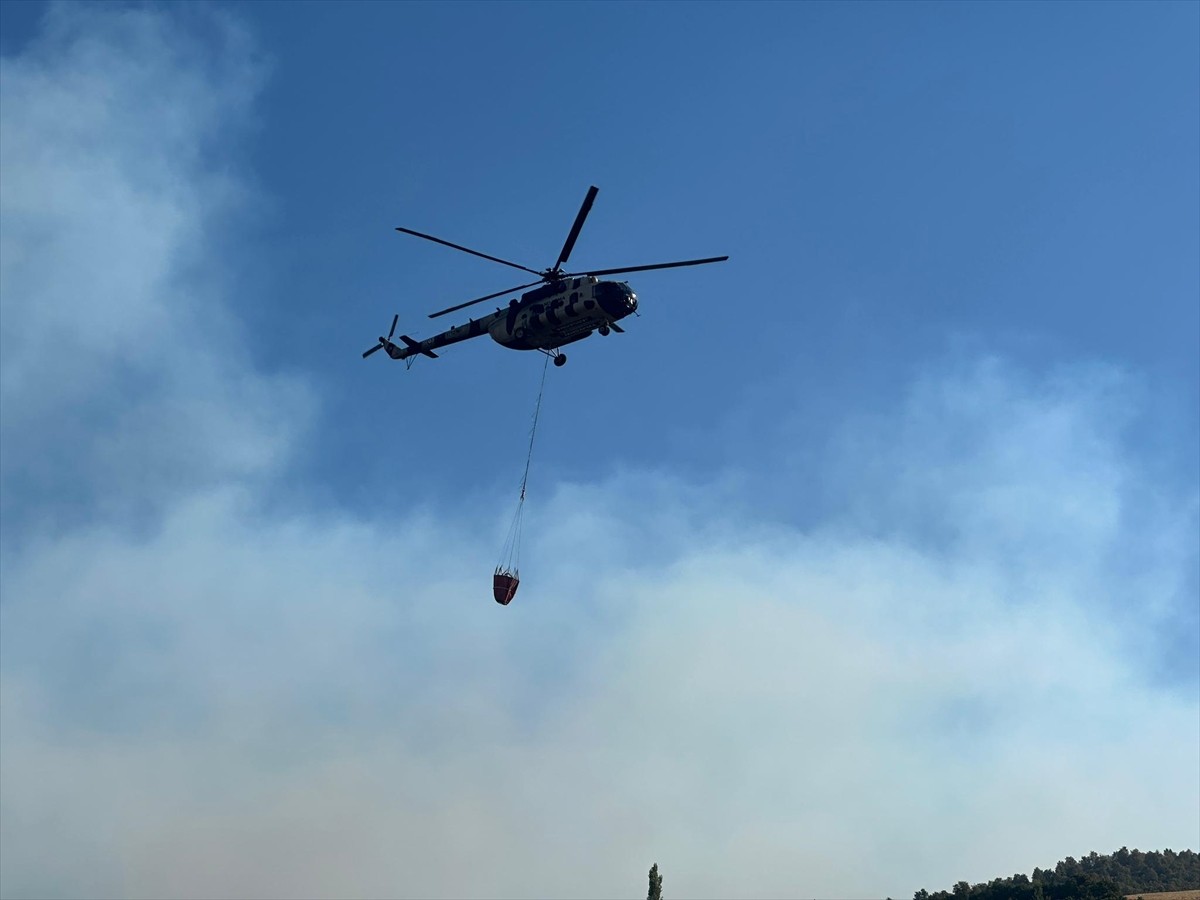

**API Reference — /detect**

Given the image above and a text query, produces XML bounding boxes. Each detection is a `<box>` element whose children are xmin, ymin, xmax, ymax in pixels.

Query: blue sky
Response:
<box><xmin>1</xmin><ymin>3</ymin><xmax>1197</xmax><ymax>898</ymax></box>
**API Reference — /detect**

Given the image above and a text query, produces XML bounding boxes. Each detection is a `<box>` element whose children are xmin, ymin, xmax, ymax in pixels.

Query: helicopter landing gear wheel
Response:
<box><xmin>598</xmin><ymin>324</ymin><xmax>610</xmax><ymax>336</ymax></box>
<box><xmin>553</xmin><ymin>353</ymin><xmax>567</xmax><ymax>367</ymax></box>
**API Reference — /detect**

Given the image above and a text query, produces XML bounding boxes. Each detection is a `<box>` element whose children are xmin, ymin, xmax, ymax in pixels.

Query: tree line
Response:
<box><xmin>913</xmin><ymin>848</ymin><xmax>1199</xmax><ymax>900</ymax></box>
<box><xmin>643</xmin><ymin>847</ymin><xmax>1196</xmax><ymax>899</ymax></box>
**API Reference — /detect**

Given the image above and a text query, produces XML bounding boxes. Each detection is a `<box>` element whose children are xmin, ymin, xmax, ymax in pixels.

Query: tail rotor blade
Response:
<box><xmin>364</xmin><ymin>313</ymin><xmax>399</xmax><ymax>359</ymax></box>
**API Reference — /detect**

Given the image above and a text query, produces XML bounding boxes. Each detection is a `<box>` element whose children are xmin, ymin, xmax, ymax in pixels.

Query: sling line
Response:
<box><xmin>494</xmin><ymin>354</ymin><xmax>550</xmax><ymax>604</ymax></box>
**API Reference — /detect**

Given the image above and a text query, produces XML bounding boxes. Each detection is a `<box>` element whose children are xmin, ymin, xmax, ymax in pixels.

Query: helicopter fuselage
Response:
<box><xmin>382</xmin><ymin>276</ymin><xmax>637</xmax><ymax>363</ymax></box>
<box><xmin>495</xmin><ymin>277</ymin><xmax>636</xmax><ymax>350</ymax></box>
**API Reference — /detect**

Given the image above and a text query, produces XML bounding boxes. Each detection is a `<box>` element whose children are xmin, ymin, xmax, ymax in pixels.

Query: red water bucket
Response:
<box><xmin>493</xmin><ymin>569</ymin><xmax>519</xmax><ymax>606</ymax></box>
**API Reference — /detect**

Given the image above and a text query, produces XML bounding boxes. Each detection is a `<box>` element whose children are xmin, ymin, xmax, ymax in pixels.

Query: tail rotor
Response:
<box><xmin>362</xmin><ymin>314</ymin><xmax>399</xmax><ymax>359</ymax></box>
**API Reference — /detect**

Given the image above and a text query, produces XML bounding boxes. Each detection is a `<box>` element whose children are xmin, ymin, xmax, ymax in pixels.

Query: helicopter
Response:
<box><xmin>362</xmin><ymin>185</ymin><xmax>728</xmax><ymax>367</ymax></box>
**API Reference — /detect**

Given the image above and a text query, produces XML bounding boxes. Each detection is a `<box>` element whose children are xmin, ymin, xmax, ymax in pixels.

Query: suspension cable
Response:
<box><xmin>497</xmin><ymin>354</ymin><xmax>551</xmax><ymax>573</ymax></box>
<box><xmin>519</xmin><ymin>353</ymin><xmax>551</xmax><ymax>503</ymax></box>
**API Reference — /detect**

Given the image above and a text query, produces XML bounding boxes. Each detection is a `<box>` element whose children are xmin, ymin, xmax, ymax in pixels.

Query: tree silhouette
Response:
<box><xmin>648</xmin><ymin>862</ymin><xmax>663</xmax><ymax>900</ymax></box>
<box><xmin>915</xmin><ymin>847</ymin><xmax>1197</xmax><ymax>900</ymax></box>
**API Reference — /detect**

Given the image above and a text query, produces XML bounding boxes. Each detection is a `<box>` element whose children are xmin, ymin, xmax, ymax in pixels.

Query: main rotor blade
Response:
<box><xmin>568</xmin><ymin>255</ymin><xmax>729</xmax><ymax>279</ymax></box>
<box><xmin>395</xmin><ymin>227</ymin><xmax>542</xmax><ymax>277</ymax></box>
<box><xmin>388</xmin><ymin>314</ymin><xmax>399</xmax><ymax>339</ymax></box>
<box><xmin>428</xmin><ymin>279</ymin><xmax>544</xmax><ymax>319</ymax></box>
<box><xmin>553</xmin><ymin>185</ymin><xmax>598</xmax><ymax>272</ymax></box>
<box><xmin>363</xmin><ymin>343</ymin><xmax>384</xmax><ymax>358</ymax></box>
